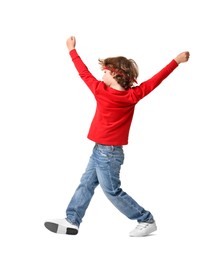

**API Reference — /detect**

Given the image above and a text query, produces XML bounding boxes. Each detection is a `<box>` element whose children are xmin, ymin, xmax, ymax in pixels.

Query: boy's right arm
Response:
<box><xmin>131</xmin><ymin>51</ymin><xmax>190</xmax><ymax>102</ymax></box>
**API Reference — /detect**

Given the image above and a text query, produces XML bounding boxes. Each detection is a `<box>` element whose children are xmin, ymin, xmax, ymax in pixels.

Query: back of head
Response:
<box><xmin>99</xmin><ymin>56</ymin><xmax>139</xmax><ymax>90</ymax></box>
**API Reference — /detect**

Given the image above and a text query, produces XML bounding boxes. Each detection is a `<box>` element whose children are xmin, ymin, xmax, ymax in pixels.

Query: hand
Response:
<box><xmin>66</xmin><ymin>36</ymin><xmax>76</xmax><ymax>51</ymax></box>
<box><xmin>174</xmin><ymin>51</ymin><xmax>190</xmax><ymax>64</ymax></box>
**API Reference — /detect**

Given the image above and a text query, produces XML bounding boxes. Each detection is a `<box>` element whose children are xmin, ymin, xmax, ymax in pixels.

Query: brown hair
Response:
<box><xmin>98</xmin><ymin>56</ymin><xmax>139</xmax><ymax>90</ymax></box>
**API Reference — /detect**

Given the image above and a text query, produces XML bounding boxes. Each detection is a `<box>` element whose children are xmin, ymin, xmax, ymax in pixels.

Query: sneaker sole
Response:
<box><xmin>44</xmin><ymin>222</ymin><xmax>78</xmax><ymax>235</ymax></box>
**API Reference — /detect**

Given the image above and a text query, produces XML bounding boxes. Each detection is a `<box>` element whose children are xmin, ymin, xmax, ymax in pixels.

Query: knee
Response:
<box><xmin>101</xmin><ymin>185</ymin><xmax>122</xmax><ymax>197</ymax></box>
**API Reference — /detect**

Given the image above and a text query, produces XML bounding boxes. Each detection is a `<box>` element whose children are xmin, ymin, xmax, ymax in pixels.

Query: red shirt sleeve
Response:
<box><xmin>69</xmin><ymin>49</ymin><xmax>100</xmax><ymax>95</ymax></box>
<box><xmin>132</xmin><ymin>60</ymin><xmax>178</xmax><ymax>101</ymax></box>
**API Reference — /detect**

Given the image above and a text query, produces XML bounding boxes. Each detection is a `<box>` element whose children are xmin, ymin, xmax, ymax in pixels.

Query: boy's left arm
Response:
<box><xmin>66</xmin><ymin>36</ymin><xmax>100</xmax><ymax>94</ymax></box>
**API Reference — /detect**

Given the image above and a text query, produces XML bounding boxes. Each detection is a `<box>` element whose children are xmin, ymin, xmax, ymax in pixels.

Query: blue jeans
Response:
<box><xmin>66</xmin><ymin>144</ymin><xmax>154</xmax><ymax>227</ymax></box>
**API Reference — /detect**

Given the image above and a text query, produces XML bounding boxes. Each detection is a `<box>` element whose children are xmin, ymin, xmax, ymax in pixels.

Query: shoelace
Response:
<box><xmin>136</xmin><ymin>222</ymin><xmax>150</xmax><ymax>230</ymax></box>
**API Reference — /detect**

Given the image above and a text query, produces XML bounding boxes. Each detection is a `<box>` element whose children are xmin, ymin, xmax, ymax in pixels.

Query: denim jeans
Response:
<box><xmin>66</xmin><ymin>143</ymin><xmax>154</xmax><ymax>227</ymax></box>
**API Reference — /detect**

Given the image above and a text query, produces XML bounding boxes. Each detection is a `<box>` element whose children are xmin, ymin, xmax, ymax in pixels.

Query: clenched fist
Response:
<box><xmin>66</xmin><ymin>36</ymin><xmax>76</xmax><ymax>51</ymax></box>
<box><xmin>174</xmin><ymin>51</ymin><xmax>190</xmax><ymax>64</ymax></box>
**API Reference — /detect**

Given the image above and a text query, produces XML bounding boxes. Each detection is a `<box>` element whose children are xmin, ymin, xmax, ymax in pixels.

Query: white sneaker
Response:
<box><xmin>44</xmin><ymin>218</ymin><xmax>78</xmax><ymax>235</ymax></box>
<box><xmin>129</xmin><ymin>222</ymin><xmax>157</xmax><ymax>237</ymax></box>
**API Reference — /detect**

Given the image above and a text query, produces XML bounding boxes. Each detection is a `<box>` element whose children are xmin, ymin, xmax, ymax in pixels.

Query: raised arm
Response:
<box><xmin>131</xmin><ymin>51</ymin><xmax>190</xmax><ymax>101</ymax></box>
<box><xmin>66</xmin><ymin>36</ymin><xmax>100</xmax><ymax>94</ymax></box>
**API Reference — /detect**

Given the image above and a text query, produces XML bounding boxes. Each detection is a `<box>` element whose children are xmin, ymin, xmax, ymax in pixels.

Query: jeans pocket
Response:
<box><xmin>97</xmin><ymin>147</ymin><xmax>111</xmax><ymax>158</ymax></box>
<box><xmin>98</xmin><ymin>150</ymin><xmax>108</xmax><ymax>157</ymax></box>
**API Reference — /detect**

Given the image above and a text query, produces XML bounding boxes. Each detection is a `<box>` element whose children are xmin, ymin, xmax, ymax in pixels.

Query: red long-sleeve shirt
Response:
<box><xmin>69</xmin><ymin>49</ymin><xmax>178</xmax><ymax>145</ymax></box>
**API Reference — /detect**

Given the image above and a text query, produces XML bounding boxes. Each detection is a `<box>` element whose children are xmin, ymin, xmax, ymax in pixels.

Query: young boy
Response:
<box><xmin>44</xmin><ymin>36</ymin><xmax>190</xmax><ymax>237</ymax></box>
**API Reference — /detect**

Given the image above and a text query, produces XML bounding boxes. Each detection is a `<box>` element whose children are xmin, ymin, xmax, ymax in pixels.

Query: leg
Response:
<box><xmin>44</xmin><ymin>147</ymin><xmax>99</xmax><ymax>235</ymax></box>
<box><xmin>66</xmin><ymin>151</ymin><xmax>99</xmax><ymax>226</ymax></box>
<box><xmin>94</xmin><ymin>144</ymin><xmax>154</xmax><ymax>223</ymax></box>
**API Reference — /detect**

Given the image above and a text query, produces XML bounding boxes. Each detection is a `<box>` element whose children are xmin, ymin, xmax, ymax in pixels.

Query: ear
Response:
<box><xmin>110</xmin><ymin>71</ymin><xmax>116</xmax><ymax>77</ymax></box>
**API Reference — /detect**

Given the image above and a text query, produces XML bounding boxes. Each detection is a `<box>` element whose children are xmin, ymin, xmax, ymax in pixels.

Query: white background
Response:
<box><xmin>0</xmin><ymin>0</ymin><xmax>222</xmax><ymax>259</ymax></box>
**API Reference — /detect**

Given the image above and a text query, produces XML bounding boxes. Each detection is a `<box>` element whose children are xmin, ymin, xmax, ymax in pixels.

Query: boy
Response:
<box><xmin>44</xmin><ymin>36</ymin><xmax>190</xmax><ymax>237</ymax></box>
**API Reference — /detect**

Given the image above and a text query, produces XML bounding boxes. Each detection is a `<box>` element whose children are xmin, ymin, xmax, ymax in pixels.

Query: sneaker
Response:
<box><xmin>44</xmin><ymin>218</ymin><xmax>78</xmax><ymax>235</ymax></box>
<box><xmin>129</xmin><ymin>221</ymin><xmax>157</xmax><ymax>237</ymax></box>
